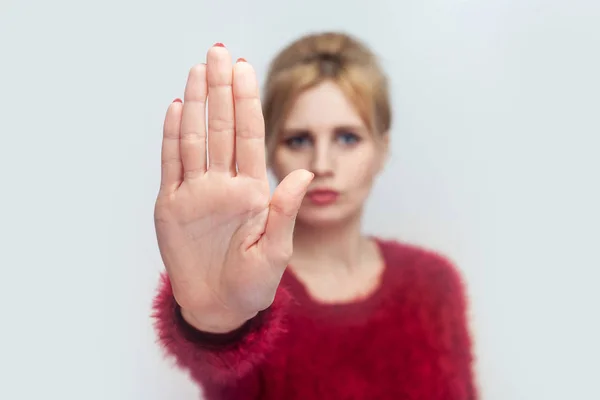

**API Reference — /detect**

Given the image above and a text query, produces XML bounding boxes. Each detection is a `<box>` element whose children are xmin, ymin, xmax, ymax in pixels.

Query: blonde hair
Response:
<box><xmin>262</xmin><ymin>31</ymin><xmax>392</xmax><ymax>161</ymax></box>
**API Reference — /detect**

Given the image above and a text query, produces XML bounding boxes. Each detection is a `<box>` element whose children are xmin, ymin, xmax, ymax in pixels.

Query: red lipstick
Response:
<box><xmin>306</xmin><ymin>189</ymin><xmax>339</xmax><ymax>206</ymax></box>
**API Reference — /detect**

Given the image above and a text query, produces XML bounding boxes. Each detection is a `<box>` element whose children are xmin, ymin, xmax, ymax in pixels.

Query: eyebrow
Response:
<box><xmin>281</xmin><ymin>124</ymin><xmax>366</xmax><ymax>137</ymax></box>
<box><xmin>333</xmin><ymin>125</ymin><xmax>366</xmax><ymax>134</ymax></box>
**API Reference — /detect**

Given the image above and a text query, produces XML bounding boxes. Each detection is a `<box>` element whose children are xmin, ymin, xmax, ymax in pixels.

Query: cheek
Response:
<box><xmin>341</xmin><ymin>150</ymin><xmax>381</xmax><ymax>190</ymax></box>
<box><xmin>271</xmin><ymin>148</ymin><xmax>299</xmax><ymax>180</ymax></box>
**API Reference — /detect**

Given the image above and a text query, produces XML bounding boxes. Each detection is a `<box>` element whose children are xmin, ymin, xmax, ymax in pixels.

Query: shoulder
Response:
<box><xmin>375</xmin><ymin>237</ymin><xmax>469</xmax><ymax>304</ymax></box>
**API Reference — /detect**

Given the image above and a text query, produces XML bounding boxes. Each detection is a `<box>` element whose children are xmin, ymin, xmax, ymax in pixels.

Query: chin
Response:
<box><xmin>296</xmin><ymin>204</ymin><xmax>358</xmax><ymax>228</ymax></box>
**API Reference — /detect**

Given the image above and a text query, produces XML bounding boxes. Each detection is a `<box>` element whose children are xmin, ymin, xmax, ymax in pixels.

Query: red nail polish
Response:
<box><xmin>213</xmin><ymin>42</ymin><xmax>225</xmax><ymax>47</ymax></box>
<box><xmin>173</xmin><ymin>98</ymin><xmax>182</xmax><ymax>103</ymax></box>
<box><xmin>236</xmin><ymin>57</ymin><xmax>247</xmax><ymax>63</ymax></box>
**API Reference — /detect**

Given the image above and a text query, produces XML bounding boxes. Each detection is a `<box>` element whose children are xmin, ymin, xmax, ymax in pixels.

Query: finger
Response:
<box><xmin>160</xmin><ymin>99</ymin><xmax>184</xmax><ymax>193</ymax></box>
<box><xmin>233</xmin><ymin>59</ymin><xmax>268</xmax><ymax>180</ymax></box>
<box><xmin>206</xmin><ymin>44</ymin><xmax>235</xmax><ymax>174</ymax></box>
<box><xmin>180</xmin><ymin>63</ymin><xmax>208</xmax><ymax>179</ymax></box>
<box><xmin>263</xmin><ymin>170</ymin><xmax>314</xmax><ymax>256</ymax></box>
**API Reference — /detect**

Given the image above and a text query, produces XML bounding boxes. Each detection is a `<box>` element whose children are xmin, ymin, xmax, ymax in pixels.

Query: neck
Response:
<box><xmin>290</xmin><ymin>211</ymin><xmax>369</xmax><ymax>275</ymax></box>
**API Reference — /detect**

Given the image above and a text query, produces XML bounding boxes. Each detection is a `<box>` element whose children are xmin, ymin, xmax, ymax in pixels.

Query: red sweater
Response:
<box><xmin>153</xmin><ymin>238</ymin><xmax>478</xmax><ymax>399</ymax></box>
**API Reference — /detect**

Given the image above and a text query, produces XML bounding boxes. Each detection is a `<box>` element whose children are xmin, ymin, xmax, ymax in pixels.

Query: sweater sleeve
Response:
<box><xmin>404</xmin><ymin>254</ymin><xmax>479</xmax><ymax>400</ymax></box>
<box><xmin>151</xmin><ymin>271</ymin><xmax>291</xmax><ymax>397</ymax></box>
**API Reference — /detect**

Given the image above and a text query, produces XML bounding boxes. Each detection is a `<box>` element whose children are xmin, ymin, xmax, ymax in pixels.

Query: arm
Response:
<box><xmin>152</xmin><ymin>272</ymin><xmax>291</xmax><ymax>397</ymax></box>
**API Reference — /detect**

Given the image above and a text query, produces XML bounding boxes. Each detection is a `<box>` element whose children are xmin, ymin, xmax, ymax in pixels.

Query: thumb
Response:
<box><xmin>262</xmin><ymin>169</ymin><xmax>314</xmax><ymax>260</ymax></box>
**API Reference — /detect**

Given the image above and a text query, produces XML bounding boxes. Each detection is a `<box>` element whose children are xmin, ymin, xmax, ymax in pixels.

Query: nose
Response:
<box><xmin>309</xmin><ymin>140</ymin><xmax>334</xmax><ymax>177</ymax></box>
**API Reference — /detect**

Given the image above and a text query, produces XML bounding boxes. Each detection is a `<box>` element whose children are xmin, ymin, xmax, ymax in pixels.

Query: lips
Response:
<box><xmin>306</xmin><ymin>189</ymin><xmax>339</xmax><ymax>205</ymax></box>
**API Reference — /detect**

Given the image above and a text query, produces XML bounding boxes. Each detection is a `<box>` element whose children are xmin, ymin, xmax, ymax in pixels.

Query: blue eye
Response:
<box><xmin>337</xmin><ymin>132</ymin><xmax>360</xmax><ymax>145</ymax></box>
<box><xmin>285</xmin><ymin>135</ymin><xmax>311</xmax><ymax>149</ymax></box>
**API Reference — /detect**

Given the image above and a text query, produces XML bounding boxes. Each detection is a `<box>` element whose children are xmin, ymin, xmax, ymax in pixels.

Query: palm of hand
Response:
<box><xmin>153</xmin><ymin>45</ymin><xmax>313</xmax><ymax>331</ymax></box>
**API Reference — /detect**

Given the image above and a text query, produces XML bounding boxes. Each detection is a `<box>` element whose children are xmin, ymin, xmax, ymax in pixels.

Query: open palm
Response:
<box><xmin>154</xmin><ymin>45</ymin><xmax>313</xmax><ymax>333</ymax></box>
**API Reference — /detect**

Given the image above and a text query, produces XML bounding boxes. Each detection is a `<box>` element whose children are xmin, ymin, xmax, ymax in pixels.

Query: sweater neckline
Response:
<box><xmin>281</xmin><ymin>237</ymin><xmax>393</xmax><ymax>322</ymax></box>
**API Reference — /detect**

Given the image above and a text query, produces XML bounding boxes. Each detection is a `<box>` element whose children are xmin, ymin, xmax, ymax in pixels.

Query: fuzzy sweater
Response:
<box><xmin>153</xmin><ymin>238</ymin><xmax>478</xmax><ymax>399</ymax></box>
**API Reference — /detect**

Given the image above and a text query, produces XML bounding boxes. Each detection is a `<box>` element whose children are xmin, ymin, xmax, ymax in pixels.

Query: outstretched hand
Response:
<box><xmin>153</xmin><ymin>44</ymin><xmax>313</xmax><ymax>333</ymax></box>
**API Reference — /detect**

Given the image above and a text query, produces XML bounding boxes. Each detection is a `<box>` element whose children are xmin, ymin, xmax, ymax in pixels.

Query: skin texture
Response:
<box><xmin>153</xmin><ymin>45</ymin><xmax>314</xmax><ymax>334</ymax></box>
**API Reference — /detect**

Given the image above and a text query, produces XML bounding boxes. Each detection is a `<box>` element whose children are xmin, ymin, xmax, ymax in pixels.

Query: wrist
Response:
<box><xmin>180</xmin><ymin>307</ymin><xmax>255</xmax><ymax>334</ymax></box>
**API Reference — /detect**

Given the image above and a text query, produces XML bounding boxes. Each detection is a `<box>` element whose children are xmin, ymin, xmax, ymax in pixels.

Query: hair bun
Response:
<box><xmin>317</xmin><ymin>51</ymin><xmax>341</xmax><ymax>63</ymax></box>
<box><xmin>301</xmin><ymin>51</ymin><xmax>341</xmax><ymax>64</ymax></box>
<box><xmin>300</xmin><ymin>51</ymin><xmax>343</xmax><ymax>76</ymax></box>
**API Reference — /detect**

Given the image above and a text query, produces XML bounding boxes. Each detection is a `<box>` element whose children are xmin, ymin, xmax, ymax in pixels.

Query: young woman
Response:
<box><xmin>152</xmin><ymin>32</ymin><xmax>478</xmax><ymax>399</ymax></box>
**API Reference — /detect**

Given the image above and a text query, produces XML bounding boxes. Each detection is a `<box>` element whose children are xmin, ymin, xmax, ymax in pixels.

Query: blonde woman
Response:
<box><xmin>153</xmin><ymin>32</ymin><xmax>477</xmax><ymax>399</ymax></box>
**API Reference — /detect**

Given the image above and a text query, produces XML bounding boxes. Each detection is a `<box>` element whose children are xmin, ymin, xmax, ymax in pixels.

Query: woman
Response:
<box><xmin>152</xmin><ymin>32</ymin><xmax>477</xmax><ymax>399</ymax></box>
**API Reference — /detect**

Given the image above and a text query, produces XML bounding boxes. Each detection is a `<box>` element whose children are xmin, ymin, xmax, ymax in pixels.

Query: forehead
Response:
<box><xmin>283</xmin><ymin>81</ymin><xmax>365</xmax><ymax>130</ymax></box>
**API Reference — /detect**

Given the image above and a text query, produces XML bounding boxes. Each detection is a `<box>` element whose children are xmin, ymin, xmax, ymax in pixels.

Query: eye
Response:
<box><xmin>284</xmin><ymin>133</ymin><xmax>312</xmax><ymax>149</ymax></box>
<box><xmin>336</xmin><ymin>131</ymin><xmax>361</xmax><ymax>146</ymax></box>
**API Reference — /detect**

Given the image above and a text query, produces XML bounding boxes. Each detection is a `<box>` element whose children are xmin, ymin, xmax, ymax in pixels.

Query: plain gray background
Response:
<box><xmin>1</xmin><ymin>0</ymin><xmax>599</xmax><ymax>399</ymax></box>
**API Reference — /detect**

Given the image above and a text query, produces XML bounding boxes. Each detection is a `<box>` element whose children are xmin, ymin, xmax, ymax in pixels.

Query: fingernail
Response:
<box><xmin>236</xmin><ymin>57</ymin><xmax>247</xmax><ymax>63</ymax></box>
<box><xmin>213</xmin><ymin>42</ymin><xmax>225</xmax><ymax>47</ymax></box>
<box><xmin>172</xmin><ymin>98</ymin><xmax>182</xmax><ymax>103</ymax></box>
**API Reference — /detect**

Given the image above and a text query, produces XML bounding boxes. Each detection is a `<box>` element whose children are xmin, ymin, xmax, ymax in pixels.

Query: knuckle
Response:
<box><xmin>209</xmin><ymin>115</ymin><xmax>235</xmax><ymax>134</ymax></box>
<box><xmin>160</xmin><ymin>157</ymin><xmax>181</xmax><ymax>167</ymax></box>
<box><xmin>233</xmin><ymin>91</ymin><xmax>259</xmax><ymax>101</ymax></box>
<box><xmin>180</xmin><ymin>130</ymin><xmax>205</xmax><ymax>141</ymax></box>
<box><xmin>235</xmin><ymin>110</ymin><xmax>264</xmax><ymax>139</ymax></box>
<box><xmin>270</xmin><ymin>201</ymin><xmax>296</xmax><ymax>220</ymax></box>
<box><xmin>235</xmin><ymin>127</ymin><xmax>262</xmax><ymax>140</ymax></box>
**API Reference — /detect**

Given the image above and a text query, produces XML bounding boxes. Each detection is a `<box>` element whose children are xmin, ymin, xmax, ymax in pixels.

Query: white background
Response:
<box><xmin>1</xmin><ymin>0</ymin><xmax>599</xmax><ymax>399</ymax></box>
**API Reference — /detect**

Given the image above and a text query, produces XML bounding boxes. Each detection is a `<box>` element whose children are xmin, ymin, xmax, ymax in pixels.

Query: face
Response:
<box><xmin>270</xmin><ymin>80</ymin><xmax>388</xmax><ymax>227</ymax></box>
